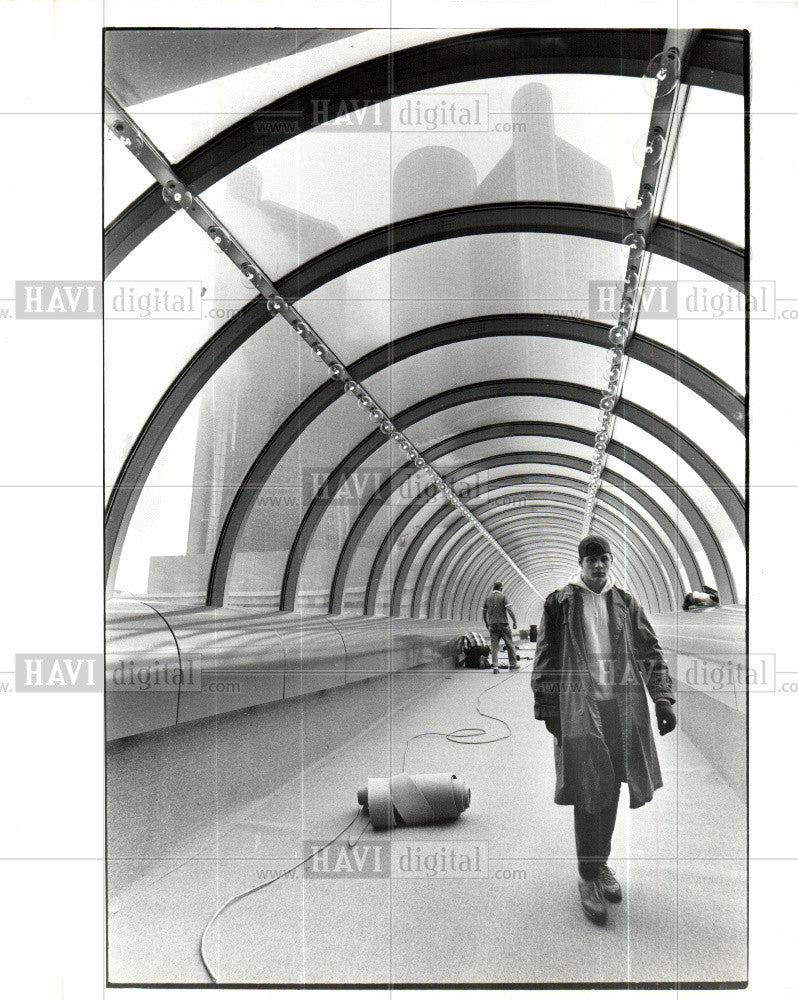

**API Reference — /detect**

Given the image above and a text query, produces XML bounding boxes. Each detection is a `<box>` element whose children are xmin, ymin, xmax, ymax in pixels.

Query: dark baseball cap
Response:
<box><xmin>578</xmin><ymin>534</ymin><xmax>613</xmax><ymax>560</ymax></box>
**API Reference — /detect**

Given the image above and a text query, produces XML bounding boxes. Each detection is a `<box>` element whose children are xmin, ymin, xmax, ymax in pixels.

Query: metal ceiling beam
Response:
<box><xmin>434</xmin><ymin>510</ymin><xmax>666</xmax><ymax>618</ymax></box>
<box><xmin>582</xmin><ymin>28</ymin><xmax>699</xmax><ymax>535</ymax></box>
<box><xmin>331</xmin><ymin>424</ymin><xmax>705</xmax><ymax>615</ymax></box>
<box><xmin>400</xmin><ymin>441</ymin><xmax>733</xmax><ymax>610</ymax></box>
<box><xmin>448</xmin><ymin>526</ymin><xmax>658</xmax><ymax>622</ymax></box>
<box><xmin>274</xmin><ymin>379</ymin><xmax>742</xmax><ymax>614</ymax></box>
<box><xmin>275</xmin><ymin>205</ymin><xmax>744</xmax><ymax>297</ymax></box>
<box><xmin>105</xmin><ymin>299</ymin><xmax>743</xmax><ymax>598</ymax></box>
<box><xmin>387</xmin><ymin>469</ymin><xmax>681</xmax><ymax>618</ymax></box>
<box><xmin>397</xmin><ymin>483</ymin><xmax>690</xmax><ymax>621</ymax></box>
<box><xmin>408</xmin><ymin>484</ymin><xmax>681</xmax><ymax>617</ymax></box>
<box><xmin>449</xmin><ymin>508</ymin><xmax>671</xmax><ymax>618</ymax></box>
<box><xmin>105</xmin><ymin>27</ymin><xmax>744</xmax><ymax>273</ymax></box>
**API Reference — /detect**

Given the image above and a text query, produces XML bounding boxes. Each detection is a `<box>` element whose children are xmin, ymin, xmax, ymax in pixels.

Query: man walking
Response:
<box><xmin>482</xmin><ymin>582</ymin><xmax>518</xmax><ymax>674</ymax></box>
<box><xmin>531</xmin><ymin>535</ymin><xmax>677</xmax><ymax>923</ymax></box>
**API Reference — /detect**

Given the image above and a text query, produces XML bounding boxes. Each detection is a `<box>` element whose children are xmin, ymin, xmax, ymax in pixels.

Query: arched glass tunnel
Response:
<box><xmin>104</xmin><ymin>26</ymin><xmax>747</xmax><ymax>987</ymax></box>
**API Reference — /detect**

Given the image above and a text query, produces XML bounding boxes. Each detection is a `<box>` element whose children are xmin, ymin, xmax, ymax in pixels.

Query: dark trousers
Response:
<box><xmin>488</xmin><ymin>624</ymin><xmax>517</xmax><ymax>668</ymax></box>
<box><xmin>574</xmin><ymin>698</ymin><xmax>624</xmax><ymax>880</ymax></box>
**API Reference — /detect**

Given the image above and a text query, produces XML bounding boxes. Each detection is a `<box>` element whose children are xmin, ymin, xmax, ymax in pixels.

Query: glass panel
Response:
<box><xmin>111</xmin><ymin>314</ymin><xmax>327</xmax><ymax>598</ymax></box>
<box><xmin>638</xmin><ymin>256</ymin><xmax>745</xmax><ymax>394</ymax></box>
<box><xmin>104</xmin><ymin>125</ymin><xmax>157</xmax><ymax>224</ymax></box>
<box><xmin>605</xmin><ymin>430</ymin><xmax>741</xmax><ymax>575</ymax></box>
<box><xmin>602</xmin><ymin>452</ymin><xmax>704</xmax><ymax>557</ymax></box>
<box><xmin>305</xmin><ymin>425</ymin><xmax>596</xmax><ymax>611</ymax></box>
<box><xmin>235</xmin><ymin>391</ymin><xmax>598</xmax><ymax>607</ymax></box>
<box><xmin>300</xmin><ymin>236</ymin><xmax>623</xmax><ymax>367</ymax></box>
<box><xmin>621</xmin><ymin>358</ymin><xmax>744</xmax><ymax>488</ymax></box>
<box><xmin>414</xmin><ymin>396</ymin><xmax>598</xmax><ymax>452</ymax></box>
<box><xmin>599</xmin><ymin>481</ymin><xmax>692</xmax><ymax>595</ymax></box>
<box><xmin>118</xmin><ymin>30</ymin><xmax>481</xmax><ymax>163</ymax></box>
<box><xmin>362</xmin><ymin>335</ymin><xmax>607</xmax><ymax>417</ymax></box>
<box><xmin>610</xmin><ymin>416</ymin><xmax>742</xmax><ymax>497</ymax></box>
<box><xmin>105</xmin><ymin>209</ymin><xmax>259</xmax><ymax>489</ymax></box>
<box><xmin>295</xmin><ymin>436</ymin><xmax>405</xmax><ymax>612</ymax></box>
<box><xmin>113</xmin><ymin>395</ymin><xmax>202</xmax><ymax>599</ymax></box>
<box><xmin>202</xmin><ymin>75</ymin><xmax>649</xmax><ymax>281</ymax></box>
<box><xmin>592</xmin><ymin>449</ymin><xmax>730</xmax><ymax>603</ymax></box>
<box><xmin>361</xmin><ymin>467</ymin><xmax>592</xmax><ymax>616</ymax></box>
<box><xmin>679</xmin><ymin>486</ymin><xmax>745</xmax><ymax>601</ymax></box>
<box><xmin>337</xmin><ymin>472</ymin><xmax>438</xmax><ymax>614</ymax></box>
<box><xmin>228</xmin><ymin>391</ymin><xmax>392</xmax><ymax>606</ymax></box>
<box><xmin>435</xmin><ymin>435</ymin><xmax>593</xmax><ymax>472</ymax></box>
<box><xmin>662</xmin><ymin>87</ymin><xmax>744</xmax><ymax>248</ymax></box>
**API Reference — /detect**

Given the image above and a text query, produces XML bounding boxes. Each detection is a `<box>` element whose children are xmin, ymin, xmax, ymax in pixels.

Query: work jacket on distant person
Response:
<box><xmin>532</xmin><ymin>581</ymin><xmax>675</xmax><ymax>813</ymax></box>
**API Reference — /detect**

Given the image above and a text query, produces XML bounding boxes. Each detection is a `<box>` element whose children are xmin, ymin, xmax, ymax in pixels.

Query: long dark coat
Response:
<box><xmin>532</xmin><ymin>583</ymin><xmax>675</xmax><ymax>813</ymax></box>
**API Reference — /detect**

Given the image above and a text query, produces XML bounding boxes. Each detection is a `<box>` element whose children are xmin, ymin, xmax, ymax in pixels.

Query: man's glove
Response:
<box><xmin>544</xmin><ymin>717</ymin><xmax>562</xmax><ymax>746</ymax></box>
<box><xmin>656</xmin><ymin>700</ymin><xmax>677</xmax><ymax>736</ymax></box>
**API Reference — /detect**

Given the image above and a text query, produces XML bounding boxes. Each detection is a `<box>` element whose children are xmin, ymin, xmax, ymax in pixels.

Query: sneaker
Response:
<box><xmin>492</xmin><ymin>665</ymin><xmax>499</xmax><ymax>674</ymax></box>
<box><xmin>597</xmin><ymin>864</ymin><xmax>622</xmax><ymax>903</ymax></box>
<box><xmin>578</xmin><ymin>878</ymin><xmax>608</xmax><ymax>924</ymax></box>
<box><xmin>509</xmin><ymin>664</ymin><xmax>520</xmax><ymax>670</ymax></box>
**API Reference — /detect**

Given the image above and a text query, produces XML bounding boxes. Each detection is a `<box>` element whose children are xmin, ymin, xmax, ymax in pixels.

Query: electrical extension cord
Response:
<box><xmin>400</xmin><ymin>663</ymin><xmax>524</xmax><ymax>772</ymax></box>
<box><xmin>198</xmin><ymin>663</ymin><xmax>528</xmax><ymax>982</ymax></box>
<box><xmin>200</xmin><ymin>810</ymin><xmax>362</xmax><ymax>983</ymax></box>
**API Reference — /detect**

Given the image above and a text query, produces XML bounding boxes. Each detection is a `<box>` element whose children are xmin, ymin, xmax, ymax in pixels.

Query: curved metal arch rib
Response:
<box><xmin>412</xmin><ymin>463</ymin><xmax>732</xmax><ymax>614</ymax></box>
<box><xmin>435</xmin><ymin>495</ymin><xmax>671</xmax><ymax>618</ymax></box>
<box><xmin>280</xmin><ymin>380</ymin><xmax>742</xmax><ymax>614</ymax></box>
<box><xmin>447</xmin><ymin>511</ymin><xmax>669</xmax><ymax>619</ymax></box>
<box><xmin>445</xmin><ymin>526</ymin><xmax>656</xmax><ymax>622</ymax></box>
<box><xmin>354</xmin><ymin>316</ymin><xmax>742</xmax><ymax>426</ymax></box>
<box><xmin>452</xmin><ymin>523</ymin><xmax>671</xmax><ymax>622</ymax></box>
<box><xmin>461</xmin><ymin>546</ymin><xmax>576</xmax><ymax>622</ymax></box>
<box><xmin>447</xmin><ymin>529</ymin><xmax>656</xmax><ymax>623</ymax></box>
<box><xmin>406</xmin><ymin>475</ymin><xmax>556</xmax><ymax>618</ymax></box>
<box><xmin>460</xmin><ymin>549</ymin><xmax>558</xmax><ymax>623</ymax></box>
<box><xmin>276</xmin><ymin>205</ymin><xmax>744</xmax><ymax>296</ymax></box>
<box><xmin>105</xmin><ymin>27</ymin><xmax>744</xmax><ymax>273</ymax></box>
<box><xmin>456</xmin><ymin>527</ymin><xmax>662</xmax><ymax>621</ymax></box>
<box><xmin>313</xmin><ymin>310</ymin><xmax>740</xmax><ymax>608</ymax></box>
<box><xmin>374</xmin><ymin>464</ymin><xmax>672</xmax><ymax>621</ymax></box>
<box><xmin>414</xmin><ymin>484</ymin><xmax>682</xmax><ymax>616</ymax></box>
<box><xmin>383</xmin><ymin>467</ymin><xmax>681</xmax><ymax>617</ymax></box>
<box><xmin>458</xmin><ymin>539</ymin><xmax>649</xmax><ymax>624</ymax></box>
<box><xmin>433</xmin><ymin>510</ymin><xmax>666</xmax><ymax>618</ymax></box>
<box><xmin>386</xmin><ymin>437</ymin><xmax>735</xmax><ymax>612</ymax></box>
<box><xmin>395</xmin><ymin>459</ymin><xmax>690</xmax><ymax>614</ymax></box>
<box><xmin>399</xmin><ymin>473</ymin><xmax>693</xmax><ymax>619</ymax></box>
<box><xmin>332</xmin><ymin>424</ymin><xmax>703</xmax><ymax>616</ymax></box>
<box><xmin>106</xmin><ymin>250</ymin><xmax>743</xmax><ymax>593</ymax></box>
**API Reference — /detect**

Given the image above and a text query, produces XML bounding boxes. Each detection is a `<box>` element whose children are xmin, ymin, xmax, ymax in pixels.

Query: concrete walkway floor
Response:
<box><xmin>108</xmin><ymin>644</ymin><xmax>746</xmax><ymax>986</ymax></box>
